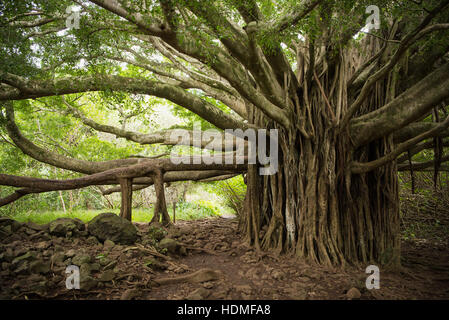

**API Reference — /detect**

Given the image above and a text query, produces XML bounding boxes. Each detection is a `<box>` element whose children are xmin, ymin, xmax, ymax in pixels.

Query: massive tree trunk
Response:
<box><xmin>242</xmin><ymin>56</ymin><xmax>401</xmax><ymax>267</ymax></box>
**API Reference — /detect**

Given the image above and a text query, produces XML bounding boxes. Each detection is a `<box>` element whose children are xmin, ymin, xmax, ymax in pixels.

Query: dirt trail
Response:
<box><xmin>148</xmin><ymin>218</ymin><xmax>449</xmax><ymax>300</ymax></box>
<box><xmin>0</xmin><ymin>217</ymin><xmax>448</xmax><ymax>300</ymax></box>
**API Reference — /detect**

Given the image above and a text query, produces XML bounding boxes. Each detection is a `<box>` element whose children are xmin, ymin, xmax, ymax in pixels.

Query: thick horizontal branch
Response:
<box><xmin>398</xmin><ymin>155</ymin><xmax>449</xmax><ymax>171</ymax></box>
<box><xmin>62</xmin><ymin>100</ymin><xmax>243</xmax><ymax>150</ymax></box>
<box><xmin>0</xmin><ymin>157</ymin><xmax>248</xmax><ymax>200</ymax></box>
<box><xmin>0</xmin><ymin>73</ymin><xmax>248</xmax><ymax>131</ymax></box>
<box><xmin>101</xmin><ymin>171</ymin><xmax>241</xmax><ymax>195</ymax></box>
<box><xmin>393</xmin><ymin>122</ymin><xmax>449</xmax><ymax>144</ymax></box>
<box><xmin>351</xmin><ymin>115</ymin><xmax>449</xmax><ymax>174</ymax></box>
<box><xmin>351</xmin><ymin>62</ymin><xmax>449</xmax><ymax>147</ymax></box>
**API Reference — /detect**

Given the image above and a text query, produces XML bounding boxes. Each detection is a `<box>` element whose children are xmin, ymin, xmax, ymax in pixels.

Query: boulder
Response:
<box><xmin>0</xmin><ymin>217</ymin><xmax>22</xmax><ymax>231</ymax></box>
<box><xmin>29</xmin><ymin>260</ymin><xmax>51</xmax><ymax>274</ymax></box>
<box><xmin>98</xmin><ymin>269</ymin><xmax>115</xmax><ymax>282</ymax></box>
<box><xmin>87</xmin><ymin>213</ymin><xmax>137</xmax><ymax>244</ymax></box>
<box><xmin>48</xmin><ymin>218</ymin><xmax>85</xmax><ymax>236</ymax></box>
<box><xmin>159</xmin><ymin>238</ymin><xmax>179</xmax><ymax>254</ymax></box>
<box><xmin>25</xmin><ymin>221</ymin><xmax>49</xmax><ymax>232</ymax></box>
<box><xmin>103</xmin><ymin>240</ymin><xmax>115</xmax><ymax>251</ymax></box>
<box><xmin>346</xmin><ymin>287</ymin><xmax>361</xmax><ymax>300</ymax></box>
<box><xmin>72</xmin><ymin>253</ymin><xmax>91</xmax><ymax>266</ymax></box>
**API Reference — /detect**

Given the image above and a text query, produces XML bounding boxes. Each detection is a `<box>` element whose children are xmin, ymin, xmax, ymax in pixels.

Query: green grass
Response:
<box><xmin>6</xmin><ymin>201</ymin><xmax>223</xmax><ymax>225</ymax></box>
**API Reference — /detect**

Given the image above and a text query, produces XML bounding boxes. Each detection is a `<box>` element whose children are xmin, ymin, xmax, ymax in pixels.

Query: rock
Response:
<box><xmin>25</xmin><ymin>228</ymin><xmax>36</xmax><ymax>235</ymax></box>
<box><xmin>147</xmin><ymin>225</ymin><xmax>167</xmax><ymax>241</ymax></box>
<box><xmin>29</xmin><ymin>260</ymin><xmax>51</xmax><ymax>274</ymax></box>
<box><xmin>63</xmin><ymin>258</ymin><xmax>72</xmax><ymax>266</ymax></box>
<box><xmin>2</xmin><ymin>247</ymin><xmax>14</xmax><ymax>262</ymax></box>
<box><xmin>1</xmin><ymin>262</ymin><xmax>10</xmax><ymax>271</ymax></box>
<box><xmin>90</xmin><ymin>263</ymin><xmax>101</xmax><ymax>272</ymax></box>
<box><xmin>346</xmin><ymin>287</ymin><xmax>361</xmax><ymax>300</ymax></box>
<box><xmin>12</xmin><ymin>252</ymin><xmax>37</xmax><ymax>267</ymax></box>
<box><xmin>51</xmin><ymin>252</ymin><xmax>66</xmax><ymax>266</ymax></box>
<box><xmin>103</xmin><ymin>239</ymin><xmax>115</xmax><ymax>250</ymax></box>
<box><xmin>49</xmin><ymin>218</ymin><xmax>84</xmax><ymax>237</ymax></box>
<box><xmin>80</xmin><ymin>275</ymin><xmax>97</xmax><ymax>291</ymax></box>
<box><xmin>25</xmin><ymin>222</ymin><xmax>49</xmax><ymax>232</ymax></box>
<box><xmin>13</xmin><ymin>261</ymin><xmax>30</xmax><ymax>275</ymax></box>
<box><xmin>159</xmin><ymin>238</ymin><xmax>179</xmax><ymax>254</ymax></box>
<box><xmin>103</xmin><ymin>260</ymin><xmax>117</xmax><ymax>271</ymax></box>
<box><xmin>179</xmin><ymin>246</ymin><xmax>187</xmax><ymax>256</ymax></box>
<box><xmin>65</xmin><ymin>249</ymin><xmax>76</xmax><ymax>258</ymax></box>
<box><xmin>120</xmin><ymin>288</ymin><xmax>141</xmax><ymax>300</ymax></box>
<box><xmin>272</xmin><ymin>270</ymin><xmax>285</xmax><ymax>280</ymax></box>
<box><xmin>143</xmin><ymin>258</ymin><xmax>168</xmax><ymax>271</ymax></box>
<box><xmin>98</xmin><ymin>269</ymin><xmax>115</xmax><ymax>282</ymax></box>
<box><xmin>86</xmin><ymin>236</ymin><xmax>99</xmax><ymax>245</ymax></box>
<box><xmin>80</xmin><ymin>263</ymin><xmax>91</xmax><ymax>277</ymax></box>
<box><xmin>235</xmin><ymin>285</ymin><xmax>253</xmax><ymax>295</ymax></box>
<box><xmin>98</xmin><ymin>256</ymin><xmax>112</xmax><ymax>267</ymax></box>
<box><xmin>36</xmin><ymin>241</ymin><xmax>51</xmax><ymax>250</ymax></box>
<box><xmin>202</xmin><ymin>282</ymin><xmax>214</xmax><ymax>289</ymax></box>
<box><xmin>186</xmin><ymin>288</ymin><xmax>210</xmax><ymax>300</ymax></box>
<box><xmin>0</xmin><ymin>225</ymin><xmax>13</xmax><ymax>239</ymax></box>
<box><xmin>0</xmin><ymin>217</ymin><xmax>22</xmax><ymax>231</ymax></box>
<box><xmin>72</xmin><ymin>253</ymin><xmax>91</xmax><ymax>266</ymax></box>
<box><xmin>87</xmin><ymin>213</ymin><xmax>138</xmax><ymax>245</ymax></box>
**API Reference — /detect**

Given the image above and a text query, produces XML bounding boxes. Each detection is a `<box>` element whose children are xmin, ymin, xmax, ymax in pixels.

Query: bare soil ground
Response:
<box><xmin>1</xmin><ymin>213</ymin><xmax>448</xmax><ymax>300</ymax></box>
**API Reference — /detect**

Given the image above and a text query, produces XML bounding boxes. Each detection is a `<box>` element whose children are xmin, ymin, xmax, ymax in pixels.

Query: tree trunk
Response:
<box><xmin>119</xmin><ymin>178</ymin><xmax>133</xmax><ymax>221</ymax></box>
<box><xmin>242</xmin><ymin>58</ymin><xmax>401</xmax><ymax>267</ymax></box>
<box><xmin>150</xmin><ymin>169</ymin><xmax>171</xmax><ymax>226</ymax></box>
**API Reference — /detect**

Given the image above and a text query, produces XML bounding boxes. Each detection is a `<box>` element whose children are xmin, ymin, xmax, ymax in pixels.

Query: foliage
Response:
<box><xmin>3</xmin><ymin>201</ymin><xmax>220</xmax><ymax>224</ymax></box>
<box><xmin>206</xmin><ymin>175</ymin><xmax>246</xmax><ymax>216</ymax></box>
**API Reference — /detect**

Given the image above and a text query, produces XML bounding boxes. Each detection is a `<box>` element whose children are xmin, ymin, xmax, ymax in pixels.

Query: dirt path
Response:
<box><xmin>148</xmin><ymin>218</ymin><xmax>449</xmax><ymax>300</ymax></box>
<box><xmin>0</xmin><ymin>217</ymin><xmax>448</xmax><ymax>300</ymax></box>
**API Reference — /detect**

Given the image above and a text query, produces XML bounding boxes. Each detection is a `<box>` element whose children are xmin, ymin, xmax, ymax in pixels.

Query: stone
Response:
<box><xmin>202</xmin><ymin>282</ymin><xmax>214</xmax><ymax>289</ymax></box>
<box><xmin>179</xmin><ymin>246</ymin><xmax>187</xmax><ymax>256</ymax></box>
<box><xmin>235</xmin><ymin>285</ymin><xmax>253</xmax><ymax>295</ymax></box>
<box><xmin>36</xmin><ymin>241</ymin><xmax>51</xmax><ymax>250</ymax></box>
<box><xmin>29</xmin><ymin>260</ymin><xmax>51</xmax><ymax>274</ymax></box>
<box><xmin>51</xmin><ymin>252</ymin><xmax>66</xmax><ymax>266</ymax></box>
<box><xmin>0</xmin><ymin>225</ymin><xmax>12</xmax><ymax>239</ymax></box>
<box><xmin>80</xmin><ymin>262</ymin><xmax>91</xmax><ymax>273</ymax></box>
<box><xmin>98</xmin><ymin>269</ymin><xmax>115</xmax><ymax>282</ymax></box>
<box><xmin>120</xmin><ymin>289</ymin><xmax>141</xmax><ymax>300</ymax></box>
<box><xmin>80</xmin><ymin>276</ymin><xmax>97</xmax><ymax>291</ymax></box>
<box><xmin>72</xmin><ymin>253</ymin><xmax>91</xmax><ymax>266</ymax></box>
<box><xmin>159</xmin><ymin>238</ymin><xmax>179</xmax><ymax>254</ymax></box>
<box><xmin>25</xmin><ymin>221</ymin><xmax>49</xmax><ymax>232</ymax></box>
<box><xmin>90</xmin><ymin>263</ymin><xmax>101</xmax><ymax>272</ymax></box>
<box><xmin>98</xmin><ymin>256</ymin><xmax>112</xmax><ymax>267</ymax></box>
<box><xmin>346</xmin><ymin>287</ymin><xmax>361</xmax><ymax>300</ymax></box>
<box><xmin>65</xmin><ymin>249</ymin><xmax>76</xmax><ymax>258</ymax></box>
<box><xmin>49</xmin><ymin>218</ymin><xmax>84</xmax><ymax>236</ymax></box>
<box><xmin>0</xmin><ymin>217</ymin><xmax>22</xmax><ymax>231</ymax></box>
<box><xmin>103</xmin><ymin>239</ymin><xmax>115</xmax><ymax>250</ymax></box>
<box><xmin>143</xmin><ymin>258</ymin><xmax>168</xmax><ymax>271</ymax></box>
<box><xmin>186</xmin><ymin>287</ymin><xmax>210</xmax><ymax>300</ymax></box>
<box><xmin>12</xmin><ymin>252</ymin><xmax>37</xmax><ymax>267</ymax></box>
<box><xmin>103</xmin><ymin>260</ymin><xmax>117</xmax><ymax>271</ymax></box>
<box><xmin>87</xmin><ymin>213</ymin><xmax>138</xmax><ymax>245</ymax></box>
<box><xmin>86</xmin><ymin>236</ymin><xmax>99</xmax><ymax>245</ymax></box>
<box><xmin>147</xmin><ymin>225</ymin><xmax>167</xmax><ymax>241</ymax></box>
<box><xmin>14</xmin><ymin>261</ymin><xmax>30</xmax><ymax>275</ymax></box>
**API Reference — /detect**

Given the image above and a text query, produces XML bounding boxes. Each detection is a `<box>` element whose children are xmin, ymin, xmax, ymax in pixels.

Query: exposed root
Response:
<box><xmin>154</xmin><ymin>268</ymin><xmax>222</xmax><ymax>285</ymax></box>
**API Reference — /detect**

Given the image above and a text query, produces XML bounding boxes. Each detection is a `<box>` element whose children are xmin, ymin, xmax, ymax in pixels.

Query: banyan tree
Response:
<box><xmin>1</xmin><ymin>0</ymin><xmax>449</xmax><ymax>267</ymax></box>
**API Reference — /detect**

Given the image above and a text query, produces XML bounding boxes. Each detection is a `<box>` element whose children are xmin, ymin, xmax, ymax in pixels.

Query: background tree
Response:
<box><xmin>1</xmin><ymin>0</ymin><xmax>449</xmax><ymax>267</ymax></box>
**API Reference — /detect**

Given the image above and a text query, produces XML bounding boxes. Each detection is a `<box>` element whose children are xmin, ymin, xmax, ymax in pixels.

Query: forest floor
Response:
<box><xmin>0</xmin><ymin>209</ymin><xmax>448</xmax><ymax>300</ymax></box>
